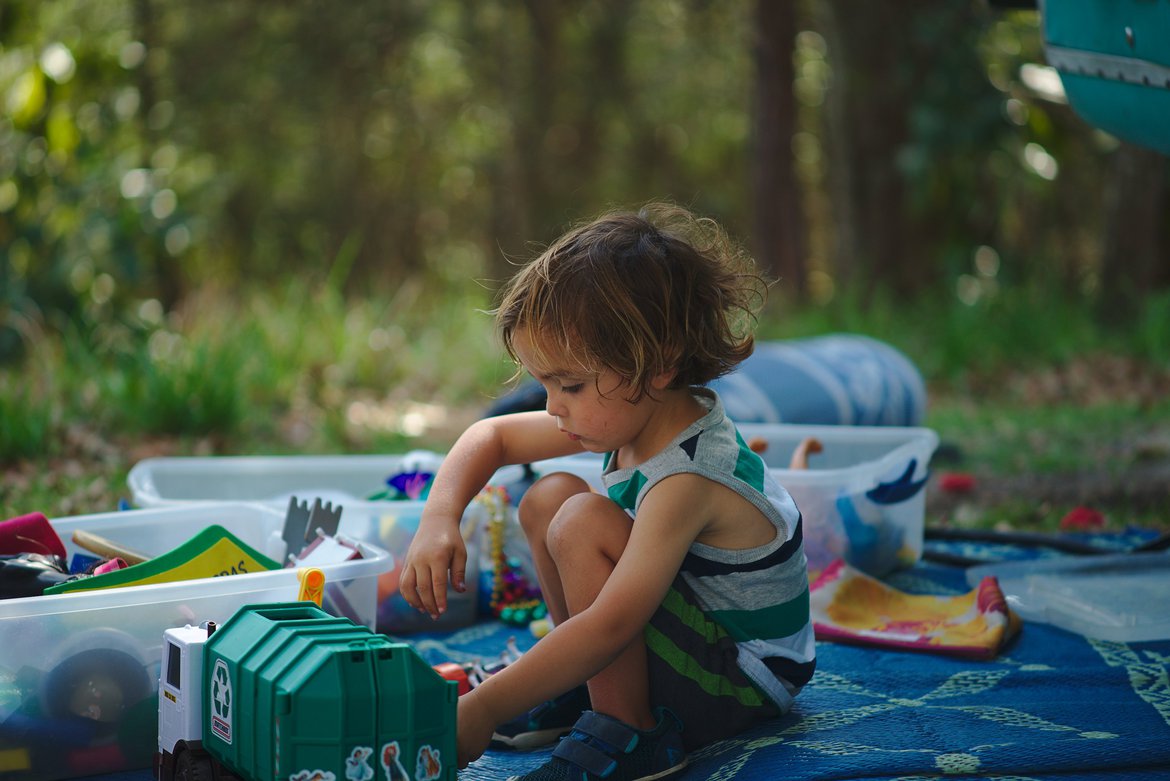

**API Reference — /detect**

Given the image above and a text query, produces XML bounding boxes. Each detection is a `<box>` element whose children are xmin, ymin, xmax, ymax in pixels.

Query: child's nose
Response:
<box><xmin>545</xmin><ymin>393</ymin><xmax>566</xmax><ymax>418</ymax></box>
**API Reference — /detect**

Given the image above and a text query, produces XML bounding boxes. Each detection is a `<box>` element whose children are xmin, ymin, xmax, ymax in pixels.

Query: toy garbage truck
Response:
<box><xmin>155</xmin><ymin>602</ymin><xmax>456</xmax><ymax>781</ymax></box>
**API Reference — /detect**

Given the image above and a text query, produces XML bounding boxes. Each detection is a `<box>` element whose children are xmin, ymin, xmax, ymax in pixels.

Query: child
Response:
<box><xmin>400</xmin><ymin>203</ymin><xmax>816</xmax><ymax>780</ymax></box>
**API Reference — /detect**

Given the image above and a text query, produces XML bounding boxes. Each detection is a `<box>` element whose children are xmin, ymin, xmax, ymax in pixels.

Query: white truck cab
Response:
<box><xmin>157</xmin><ymin>623</ymin><xmax>213</xmax><ymax>759</ymax></box>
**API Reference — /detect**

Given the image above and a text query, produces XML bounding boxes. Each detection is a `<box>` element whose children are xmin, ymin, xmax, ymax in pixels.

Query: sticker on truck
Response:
<box><xmin>209</xmin><ymin>659</ymin><xmax>233</xmax><ymax>744</ymax></box>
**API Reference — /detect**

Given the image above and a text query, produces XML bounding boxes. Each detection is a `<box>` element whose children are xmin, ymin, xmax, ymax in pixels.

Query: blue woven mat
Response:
<box><xmin>78</xmin><ymin>531</ymin><xmax>1170</xmax><ymax>781</ymax></box>
<box><xmin>410</xmin><ymin>530</ymin><xmax>1170</xmax><ymax>780</ymax></box>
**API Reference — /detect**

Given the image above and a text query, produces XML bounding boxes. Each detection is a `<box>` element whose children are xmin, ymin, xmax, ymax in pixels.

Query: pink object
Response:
<box><xmin>0</xmin><ymin>512</ymin><xmax>67</xmax><ymax>559</ymax></box>
<box><xmin>1060</xmin><ymin>506</ymin><xmax>1106</xmax><ymax>531</ymax></box>
<box><xmin>93</xmin><ymin>557</ymin><xmax>129</xmax><ymax>575</ymax></box>
<box><xmin>939</xmin><ymin>472</ymin><xmax>976</xmax><ymax>494</ymax></box>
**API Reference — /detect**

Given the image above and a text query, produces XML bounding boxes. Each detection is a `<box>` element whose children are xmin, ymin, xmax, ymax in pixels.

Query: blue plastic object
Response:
<box><xmin>487</xmin><ymin>334</ymin><xmax>927</xmax><ymax>427</ymax></box>
<box><xmin>708</xmin><ymin>334</ymin><xmax>926</xmax><ymax>426</ymax></box>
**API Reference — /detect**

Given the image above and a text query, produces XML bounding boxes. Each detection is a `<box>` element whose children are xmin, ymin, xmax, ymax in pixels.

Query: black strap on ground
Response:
<box><xmin>922</xmin><ymin>526</ymin><xmax>1170</xmax><ymax>568</ymax></box>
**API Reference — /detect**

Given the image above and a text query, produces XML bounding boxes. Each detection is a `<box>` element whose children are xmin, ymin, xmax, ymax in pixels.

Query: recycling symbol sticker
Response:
<box><xmin>210</xmin><ymin>659</ymin><xmax>233</xmax><ymax>744</ymax></box>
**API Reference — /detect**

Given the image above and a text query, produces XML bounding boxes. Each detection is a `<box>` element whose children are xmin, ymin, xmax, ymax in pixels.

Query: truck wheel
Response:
<box><xmin>175</xmin><ymin>748</ymin><xmax>214</xmax><ymax>781</ymax></box>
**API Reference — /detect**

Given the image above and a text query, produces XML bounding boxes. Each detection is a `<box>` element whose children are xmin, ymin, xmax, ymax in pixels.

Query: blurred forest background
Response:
<box><xmin>1</xmin><ymin>0</ymin><xmax>1168</xmax><ymax>526</ymax></box>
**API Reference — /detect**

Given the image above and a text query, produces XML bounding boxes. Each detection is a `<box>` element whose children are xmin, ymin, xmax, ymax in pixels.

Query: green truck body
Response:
<box><xmin>157</xmin><ymin>602</ymin><xmax>457</xmax><ymax>781</ymax></box>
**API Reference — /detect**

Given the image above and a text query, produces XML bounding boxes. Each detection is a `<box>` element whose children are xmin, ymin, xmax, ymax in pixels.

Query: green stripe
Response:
<box><xmin>660</xmin><ymin>587</ymin><xmax>727</xmax><ymax>644</ymax></box>
<box><xmin>732</xmin><ymin>432</ymin><xmax>766</xmax><ymax>493</ymax></box>
<box><xmin>708</xmin><ymin>589</ymin><xmax>810</xmax><ymax>642</ymax></box>
<box><xmin>644</xmin><ymin>624</ymin><xmax>766</xmax><ymax>708</ymax></box>
<box><xmin>606</xmin><ymin>469</ymin><xmax>647</xmax><ymax>512</ymax></box>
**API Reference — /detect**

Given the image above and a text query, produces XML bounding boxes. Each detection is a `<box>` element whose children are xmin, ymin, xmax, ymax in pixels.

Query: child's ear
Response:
<box><xmin>649</xmin><ymin>366</ymin><xmax>678</xmax><ymax>391</ymax></box>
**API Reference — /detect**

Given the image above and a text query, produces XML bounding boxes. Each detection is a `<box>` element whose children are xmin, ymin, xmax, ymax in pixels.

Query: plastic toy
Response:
<box><xmin>45</xmin><ymin>525</ymin><xmax>280</xmax><ymax>595</ymax></box>
<box><xmin>155</xmin><ymin>601</ymin><xmax>456</xmax><ymax>781</ymax></box>
<box><xmin>0</xmin><ymin>625</ymin><xmax>157</xmax><ymax>780</ymax></box>
<box><xmin>296</xmin><ymin>567</ymin><xmax>325</xmax><ymax>606</ymax></box>
<box><xmin>0</xmin><ymin>512</ymin><xmax>67</xmax><ymax>559</ymax></box>
<box><xmin>70</xmin><ymin>529</ymin><xmax>150</xmax><ymax>565</ymax></box>
<box><xmin>482</xmin><ymin>487</ymin><xmax>545</xmax><ymax>627</ymax></box>
<box><xmin>432</xmin><ymin>663</ymin><xmax>472</xmax><ymax>696</ymax></box>
<box><xmin>281</xmin><ymin>497</ymin><xmax>343</xmax><ymax>559</ymax></box>
<box><xmin>374</xmin><ymin>469</ymin><xmax>435</xmax><ymax>501</ymax></box>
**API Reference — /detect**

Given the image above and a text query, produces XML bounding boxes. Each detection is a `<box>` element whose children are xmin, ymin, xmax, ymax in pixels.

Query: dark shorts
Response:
<box><xmin>644</xmin><ymin>576</ymin><xmax>783</xmax><ymax>751</ymax></box>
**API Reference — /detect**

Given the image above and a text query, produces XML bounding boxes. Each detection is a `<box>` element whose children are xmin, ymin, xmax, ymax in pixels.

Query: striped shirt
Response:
<box><xmin>601</xmin><ymin>388</ymin><xmax>817</xmax><ymax>708</ymax></box>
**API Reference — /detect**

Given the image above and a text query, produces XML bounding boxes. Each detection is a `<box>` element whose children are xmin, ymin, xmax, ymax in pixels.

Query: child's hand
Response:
<box><xmin>399</xmin><ymin>522</ymin><xmax>468</xmax><ymax>620</ymax></box>
<box><xmin>456</xmin><ymin>691</ymin><xmax>497</xmax><ymax>769</ymax></box>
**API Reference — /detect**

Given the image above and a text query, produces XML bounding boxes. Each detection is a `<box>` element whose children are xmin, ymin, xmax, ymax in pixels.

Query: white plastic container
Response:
<box><xmin>128</xmin><ymin>450</ymin><xmax>448</xmax><ymax>507</ymax></box>
<box><xmin>0</xmin><ymin>503</ymin><xmax>391</xmax><ymax>781</ymax></box>
<box><xmin>529</xmin><ymin>423</ymin><xmax>939</xmax><ymax>577</ymax></box>
<box><xmin>126</xmin><ymin>452</ymin><xmax>515</xmax><ymax>634</ymax></box>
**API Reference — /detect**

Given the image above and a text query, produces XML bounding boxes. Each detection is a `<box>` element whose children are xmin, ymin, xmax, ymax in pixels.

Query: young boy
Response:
<box><xmin>401</xmin><ymin>203</ymin><xmax>816</xmax><ymax>780</ymax></box>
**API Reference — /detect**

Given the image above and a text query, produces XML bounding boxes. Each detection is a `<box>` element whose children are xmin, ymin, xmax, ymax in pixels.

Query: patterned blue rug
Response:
<box><xmin>75</xmin><ymin>531</ymin><xmax>1170</xmax><ymax>781</ymax></box>
<box><xmin>407</xmin><ymin>530</ymin><xmax>1170</xmax><ymax>781</ymax></box>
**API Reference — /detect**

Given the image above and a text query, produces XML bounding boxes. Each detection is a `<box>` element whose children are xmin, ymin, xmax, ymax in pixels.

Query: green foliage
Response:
<box><xmin>0</xmin><ymin>0</ymin><xmax>767</xmax><ymax>365</ymax></box>
<box><xmin>105</xmin><ymin>336</ymin><xmax>250</xmax><ymax>437</ymax></box>
<box><xmin>0</xmin><ymin>276</ymin><xmax>508</xmax><ymax>457</ymax></box>
<box><xmin>1132</xmin><ymin>290</ymin><xmax>1170</xmax><ymax>365</ymax></box>
<box><xmin>762</xmin><ymin>276</ymin><xmax>1170</xmax><ymax>387</ymax></box>
<box><xmin>2</xmin><ymin>1</ymin><xmax>1167</xmax><ymax>530</ymax></box>
<box><xmin>8</xmin><ymin>1</ymin><xmax>1150</xmax><ymax>367</ymax></box>
<box><xmin>0</xmin><ymin>379</ymin><xmax>53</xmax><ymax>461</ymax></box>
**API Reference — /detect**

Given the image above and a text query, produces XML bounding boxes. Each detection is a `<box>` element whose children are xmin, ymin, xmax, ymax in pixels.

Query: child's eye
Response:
<box><xmin>562</xmin><ymin>383</ymin><xmax>584</xmax><ymax>394</ymax></box>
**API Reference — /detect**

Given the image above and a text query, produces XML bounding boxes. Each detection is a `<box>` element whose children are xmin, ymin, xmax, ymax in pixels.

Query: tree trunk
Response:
<box><xmin>1100</xmin><ymin>143</ymin><xmax>1168</xmax><ymax>319</ymax></box>
<box><xmin>818</xmin><ymin>0</ymin><xmax>984</xmax><ymax>299</ymax></box>
<box><xmin>752</xmin><ymin>0</ymin><xmax>806</xmax><ymax>295</ymax></box>
<box><xmin>819</xmin><ymin>0</ymin><xmax>912</xmax><ymax>296</ymax></box>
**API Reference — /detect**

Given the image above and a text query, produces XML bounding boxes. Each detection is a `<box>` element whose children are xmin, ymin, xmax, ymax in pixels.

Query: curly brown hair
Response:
<box><xmin>495</xmin><ymin>202</ymin><xmax>769</xmax><ymax>400</ymax></box>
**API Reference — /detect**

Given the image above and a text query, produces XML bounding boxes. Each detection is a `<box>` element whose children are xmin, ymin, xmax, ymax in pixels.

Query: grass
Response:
<box><xmin>0</xmin><ymin>380</ymin><xmax>54</xmax><ymax>461</ymax></box>
<box><xmin>928</xmin><ymin>396</ymin><xmax>1169</xmax><ymax>476</ymax></box>
<box><xmin>2</xmin><ymin>278</ymin><xmax>1168</xmax><ymax>535</ymax></box>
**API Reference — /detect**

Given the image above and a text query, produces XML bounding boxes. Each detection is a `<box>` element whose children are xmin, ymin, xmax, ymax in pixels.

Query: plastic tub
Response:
<box><xmin>965</xmin><ymin>552</ymin><xmax>1170</xmax><ymax>642</ymax></box>
<box><xmin>128</xmin><ymin>450</ymin><xmax>448</xmax><ymax>508</ymax></box>
<box><xmin>0</xmin><ymin>503</ymin><xmax>391</xmax><ymax>781</ymax></box>
<box><xmin>126</xmin><ymin>452</ymin><xmax>521</xmax><ymax>634</ymax></box>
<box><xmin>530</xmin><ymin>423</ymin><xmax>939</xmax><ymax>577</ymax></box>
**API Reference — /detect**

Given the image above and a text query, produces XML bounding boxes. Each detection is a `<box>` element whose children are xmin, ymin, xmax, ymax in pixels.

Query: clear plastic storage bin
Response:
<box><xmin>529</xmin><ymin>423</ymin><xmax>939</xmax><ymax>577</ymax></box>
<box><xmin>0</xmin><ymin>502</ymin><xmax>391</xmax><ymax>781</ymax></box>
<box><xmin>128</xmin><ymin>451</ymin><xmax>448</xmax><ymax>508</ymax></box>
<box><xmin>966</xmin><ymin>552</ymin><xmax>1170</xmax><ymax>642</ymax></box>
<box><xmin>126</xmin><ymin>452</ymin><xmax>520</xmax><ymax>634</ymax></box>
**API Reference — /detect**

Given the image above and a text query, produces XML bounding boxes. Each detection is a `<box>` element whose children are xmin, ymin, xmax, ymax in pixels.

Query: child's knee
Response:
<box><xmin>547</xmin><ymin>491</ymin><xmax>627</xmax><ymax>559</ymax></box>
<box><xmin>517</xmin><ymin>471</ymin><xmax>592</xmax><ymax>539</ymax></box>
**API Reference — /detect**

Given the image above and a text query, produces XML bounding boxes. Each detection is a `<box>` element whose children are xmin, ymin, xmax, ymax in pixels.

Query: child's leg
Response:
<box><xmin>517</xmin><ymin>472</ymin><xmax>592</xmax><ymax>626</ymax></box>
<box><xmin>517</xmin><ymin>474</ymin><xmax>654</xmax><ymax>730</ymax></box>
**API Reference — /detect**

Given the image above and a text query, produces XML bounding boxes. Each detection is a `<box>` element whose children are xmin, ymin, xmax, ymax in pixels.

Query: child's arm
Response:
<box><xmin>455</xmin><ymin>472</ymin><xmax>714</xmax><ymax>767</ymax></box>
<box><xmin>400</xmin><ymin>410</ymin><xmax>584</xmax><ymax>618</ymax></box>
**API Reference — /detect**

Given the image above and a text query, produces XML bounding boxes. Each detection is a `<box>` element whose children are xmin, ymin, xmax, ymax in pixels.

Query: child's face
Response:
<box><xmin>511</xmin><ymin>327</ymin><xmax>654</xmax><ymax>454</ymax></box>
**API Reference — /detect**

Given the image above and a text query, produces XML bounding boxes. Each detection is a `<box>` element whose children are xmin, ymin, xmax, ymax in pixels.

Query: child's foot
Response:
<box><xmin>490</xmin><ymin>685</ymin><xmax>592</xmax><ymax>749</ymax></box>
<box><xmin>505</xmin><ymin>707</ymin><xmax>687</xmax><ymax>781</ymax></box>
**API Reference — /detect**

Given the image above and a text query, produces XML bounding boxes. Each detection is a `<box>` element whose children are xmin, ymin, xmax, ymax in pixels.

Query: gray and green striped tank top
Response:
<box><xmin>601</xmin><ymin>388</ymin><xmax>817</xmax><ymax>708</ymax></box>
